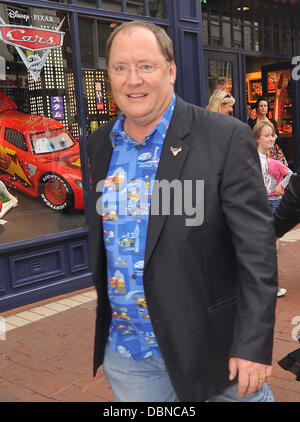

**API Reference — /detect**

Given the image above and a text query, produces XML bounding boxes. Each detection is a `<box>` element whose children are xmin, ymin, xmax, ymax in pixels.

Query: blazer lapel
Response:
<box><xmin>92</xmin><ymin>126</ymin><xmax>114</xmax><ymax>187</ymax></box>
<box><xmin>89</xmin><ymin>122</ymin><xmax>114</xmax><ymax>278</ymax></box>
<box><xmin>144</xmin><ymin>97</ymin><xmax>191</xmax><ymax>271</ymax></box>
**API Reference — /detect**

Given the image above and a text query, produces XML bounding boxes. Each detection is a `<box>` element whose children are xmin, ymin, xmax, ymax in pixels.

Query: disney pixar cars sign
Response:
<box><xmin>0</xmin><ymin>17</ymin><xmax>65</xmax><ymax>81</ymax></box>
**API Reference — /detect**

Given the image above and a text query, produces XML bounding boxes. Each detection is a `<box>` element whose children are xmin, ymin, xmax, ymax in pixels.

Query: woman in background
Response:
<box><xmin>206</xmin><ymin>89</ymin><xmax>235</xmax><ymax>116</ymax></box>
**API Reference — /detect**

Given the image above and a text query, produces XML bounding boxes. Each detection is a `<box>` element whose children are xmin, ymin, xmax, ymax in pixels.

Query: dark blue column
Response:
<box><xmin>167</xmin><ymin>0</ymin><xmax>206</xmax><ymax>107</ymax></box>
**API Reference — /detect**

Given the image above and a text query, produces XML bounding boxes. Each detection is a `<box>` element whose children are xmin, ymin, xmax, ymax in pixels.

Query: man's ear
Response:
<box><xmin>169</xmin><ymin>61</ymin><xmax>177</xmax><ymax>85</ymax></box>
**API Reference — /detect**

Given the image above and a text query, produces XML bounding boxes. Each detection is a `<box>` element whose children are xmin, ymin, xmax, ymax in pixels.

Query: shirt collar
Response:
<box><xmin>110</xmin><ymin>93</ymin><xmax>176</xmax><ymax>146</ymax></box>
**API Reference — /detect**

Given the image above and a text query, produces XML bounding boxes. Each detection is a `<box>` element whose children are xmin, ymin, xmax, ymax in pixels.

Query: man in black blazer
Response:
<box><xmin>87</xmin><ymin>21</ymin><xmax>278</xmax><ymax>402</ymax></box>
<box><xmin>274</xmin><ymin>170</ymin><xmax>300</xmax><ymax>238</ymax></box>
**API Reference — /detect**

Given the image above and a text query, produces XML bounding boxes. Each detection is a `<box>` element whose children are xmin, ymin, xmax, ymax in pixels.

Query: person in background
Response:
<box><xmin>206</xmin><ymin>89</ymin><xmax>235</xmax><ymax>115</ymax></box>
<box><xmin>88</xmin><ymin>20</ymin><xmax>277</xmax><ymax>402</ymax></box>
<box><xmin>247</xmin><ymin>102</ymin><xmax>254</xmax><ymax>124</ymax></box>
<box><xmin>249</xmin><ymin>97</ymin><xmax>288</xmax><ymax>166</ymax></box>
<box><xmin>254</xmin><ymin>120</ymin><xmax>292</xmax><ymax>297</ymax></box>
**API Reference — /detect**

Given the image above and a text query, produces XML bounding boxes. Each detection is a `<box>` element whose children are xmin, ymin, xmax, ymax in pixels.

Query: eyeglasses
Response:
<box><xmin>109</xmin><ymin>62</ymin><xmax>169</xmax><ymax>76</ymax></box>
<box><xmin>224</xmin><ymin>93</ymin><xmax>232</xmax><ymax>99</ymax></box>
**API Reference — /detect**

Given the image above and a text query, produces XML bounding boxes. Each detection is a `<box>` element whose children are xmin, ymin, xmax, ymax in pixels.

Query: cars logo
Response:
<box><xmin>0</xmin><ymin>17</ymin><xmax>65</xmax><ymax>81</ymax></box>
<box><xmin>0</xmin><ymin>26</ymin><xmax>63</xmax><ymax>50</ymax></box>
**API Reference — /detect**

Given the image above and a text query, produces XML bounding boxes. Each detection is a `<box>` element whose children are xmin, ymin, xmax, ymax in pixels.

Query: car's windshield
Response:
<box><xmin>31</xmin><ymin>129</ymin><xmax>75</xmax><ymax>154</ymax></box>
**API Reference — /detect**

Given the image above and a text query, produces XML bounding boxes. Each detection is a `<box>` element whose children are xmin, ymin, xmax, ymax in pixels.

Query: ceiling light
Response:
<box><xmin>236</xmin><ymin>6</ymin><xmax>250</xmax><ymax>11</ymax></box>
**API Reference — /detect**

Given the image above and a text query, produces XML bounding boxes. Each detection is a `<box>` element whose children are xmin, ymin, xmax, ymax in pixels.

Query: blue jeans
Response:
<box><xmin>103</xmin><ymin>346</ymin><xmax>274</xmax><ymax>402</ymax></box>
<box><xmin>269</xmin><ymin>198</ymin><xmax>281</xmax><ymax>214</ymax></box>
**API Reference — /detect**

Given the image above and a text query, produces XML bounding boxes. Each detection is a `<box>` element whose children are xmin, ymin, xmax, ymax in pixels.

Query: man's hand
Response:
<box><xmin>229</xmin><ymin>357</ymin><xmax>272</xmax><ymax>396</ymax></box>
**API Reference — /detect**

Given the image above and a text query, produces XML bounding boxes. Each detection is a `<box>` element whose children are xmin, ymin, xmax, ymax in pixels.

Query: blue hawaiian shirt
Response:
<box><xmin>102</xmin><ymin>94</ymin><xmax>176</xmax><ymax>360</ymax></box>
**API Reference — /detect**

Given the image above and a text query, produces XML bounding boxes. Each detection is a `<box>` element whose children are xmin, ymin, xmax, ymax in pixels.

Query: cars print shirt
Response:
<box><xmin>102</xmin><ymin>94</ymin><xmax>176</xmax><ymax>360</ymax></box>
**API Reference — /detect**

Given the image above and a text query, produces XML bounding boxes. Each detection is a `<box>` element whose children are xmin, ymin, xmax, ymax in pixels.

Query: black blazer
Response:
<box><xmin>87</xmin><ymin>96</ymin><xmax>278</xmax><ymax>402</ymax></box>
<box><xmin>274</xmin><ymin>171</ymin><xmax>300</xmax><ymax>238</ymax></box>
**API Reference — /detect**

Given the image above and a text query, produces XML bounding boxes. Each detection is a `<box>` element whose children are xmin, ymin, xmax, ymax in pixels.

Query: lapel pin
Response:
<box><xmin>170</xmin><ymin>146</ymin><xmax>182</xmax><ymax>157</ymax></box>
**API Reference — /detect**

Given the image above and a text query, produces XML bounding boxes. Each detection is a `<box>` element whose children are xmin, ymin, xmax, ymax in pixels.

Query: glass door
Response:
<box><xmin>204</xmin><ymin>51</ymin><xmax>244</xmax><ymax>120</ymax></box>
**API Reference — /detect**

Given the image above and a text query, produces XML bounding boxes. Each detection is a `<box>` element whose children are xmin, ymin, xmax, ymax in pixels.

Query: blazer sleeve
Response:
<box><xmin>274</xmin><ymin>172</ymin><xmax>300</xmax><ymax>238</ymax></box>
<box><xmin>220</xmin><ymin>121</ymin><xmax>278</xmax><ymax>364</ymax></box>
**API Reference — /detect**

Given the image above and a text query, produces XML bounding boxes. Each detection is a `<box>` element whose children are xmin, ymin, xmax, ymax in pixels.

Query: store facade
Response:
<box><xmin>202</xmin><ymin>0</ymin><xmax>300</xmax><ymax>167</ymax></box>
<box><xmin>0</xmin><ymin>0</ymin><xmax>299</xmax><ymax>311</ymax></box>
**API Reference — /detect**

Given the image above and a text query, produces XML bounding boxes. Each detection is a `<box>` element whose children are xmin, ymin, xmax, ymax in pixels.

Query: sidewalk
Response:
<box><xmin>0</xmin><ymin>226</ymin><xmax>300</xmax><ymax>402</ymax></box>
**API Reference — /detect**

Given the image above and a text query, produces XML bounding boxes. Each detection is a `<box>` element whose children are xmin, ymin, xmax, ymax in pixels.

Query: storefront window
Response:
<box><xmin>208</xmin><ymin>59</ymin><xmax>233</xmax><ymax>98</ymax></box>
<box><xmin>99</xmin><ymin>0</ymin><xmax>166</xmax><ymax>17</ymax></box>
<box><xmin>79</xmin><ymin>17</ymin><xmax>118</xmax><ymax>137</ymax></box>
<box><xmin>148</xmin><ymin>0</ymin><xmax>165</xmax><ymax>18</ymax></box>
<box><xmin>201</xmin><ymin>4</ymin><xmax>208</xmax><ymax>46</ymax></box>
<box><xmin>0</xmin><ymin>3</ymin><xmax>85</xmax><ymax>243</ymax></box>
<box><xmin>222</xmin><ymin>17</ymin><xmax>231</xmax><ymax>48</ymax></box>
<box><xmin>203</xmin><ymin>0</ymin><xmax>298</xmax><ymax>55</ymax></box>
<box><xmin>210</xmin><ymin>14</ymin><xmax>221</xmax><ymax>46</ymax></box>
<box><xmin>233</xmin><ymin>19</ymin><xmax>242</xmax><ymax>49</ymax></box>
<box><xmin>77</xmin><ymin>0</ymin><xmax>98</xmax><ymax>8</ymax></box>
<box><xmin>126</xmin><ymin>0</ymin><xmax>145</xmax><ymax>16</ymax></box>
<box><xmin>244</xmin><ymin>25</ymin><xmax>252</xmax><ymax>50</ymax></box>
<box><xmin>101</xmin><ymin>0</ymin><xmax>122</xmax><ymax>13</ymax></box>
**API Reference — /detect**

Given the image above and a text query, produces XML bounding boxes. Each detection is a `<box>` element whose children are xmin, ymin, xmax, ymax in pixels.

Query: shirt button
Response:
<box><xmin>136</xmin><ymin>145</ymin><xmax>142</xmax><ymax>150</ymax></box>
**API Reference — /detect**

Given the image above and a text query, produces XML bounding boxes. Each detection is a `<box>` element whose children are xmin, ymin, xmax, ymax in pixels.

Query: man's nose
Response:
<box><xmin>126</xmin><ymin>68</ymin><xmax>143</xmax><ymax>84</ymax></box>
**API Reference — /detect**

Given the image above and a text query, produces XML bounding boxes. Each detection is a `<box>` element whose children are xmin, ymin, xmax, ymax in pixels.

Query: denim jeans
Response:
<box><xmin>269</xmin><ymin>198</ymin><xmax>281</xmax><ymax>214</ymax></box>
<box><xmin>103</xmin><ymin>345</ymin><xmax>274</xmax><ymax>402</ymax></box>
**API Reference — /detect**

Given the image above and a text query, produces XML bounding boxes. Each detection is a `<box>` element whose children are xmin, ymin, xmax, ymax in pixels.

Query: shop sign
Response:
<box><xmin>0</xmin><ymin>17</ymin><xmax>65</xmax><ymax>82</ymax></box>
<box><xmin>7</xmin><ymin>8</ymin><xmax>55</xmax><ymax>23</ymax></box>
<box><xmin>7</xmin><ymin>8</ymin><xmax>30</xmax><ymax>22</ymax></box>
<box><xmin>51</xmin><ymin>96</ymin><xmax>65</xmax><ymax>120</ymax></box>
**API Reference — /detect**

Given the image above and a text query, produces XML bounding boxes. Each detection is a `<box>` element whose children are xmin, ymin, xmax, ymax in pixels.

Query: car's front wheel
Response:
<box><xmin>40</xmin><ymin>173</ymin><xmax>74</xmax><ymax>212</ymax></box>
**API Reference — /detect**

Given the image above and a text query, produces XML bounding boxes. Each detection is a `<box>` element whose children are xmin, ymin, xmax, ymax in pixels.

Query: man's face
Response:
<box><xmin>108</xmin><ymin>27</ymin><xmax>176</xmax><ymax>128</ymax></box>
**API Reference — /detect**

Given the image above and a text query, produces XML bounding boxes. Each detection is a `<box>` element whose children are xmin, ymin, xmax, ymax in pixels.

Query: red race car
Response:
<box><xmin>0</xmin><ymin>91</ymin><xmax>84</xmax><ymax>211</ymax></box>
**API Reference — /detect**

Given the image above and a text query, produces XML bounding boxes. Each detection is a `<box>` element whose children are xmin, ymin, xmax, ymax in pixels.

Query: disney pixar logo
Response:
<box><xmin>0</xmin><ymin>17</ymin><xmax>65</xmax><ymax>81</ymax></box>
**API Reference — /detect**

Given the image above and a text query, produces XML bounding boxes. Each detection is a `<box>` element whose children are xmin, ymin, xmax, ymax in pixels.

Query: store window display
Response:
<box><xmin>0</xmin><ymin>4</ymin><xmax>85</xmax><ymax>242</ymax></box>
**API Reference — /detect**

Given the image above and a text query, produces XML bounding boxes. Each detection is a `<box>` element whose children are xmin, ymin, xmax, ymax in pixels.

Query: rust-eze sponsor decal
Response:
<box><xmin>0</xmin><ymin>144</ymin><xmax>32</xmax><ymax>186</ymax></box>
<box><xmin>0</xmin><ymin>17</ymin><xmax>65</xmax><ymax>82</ymax></box>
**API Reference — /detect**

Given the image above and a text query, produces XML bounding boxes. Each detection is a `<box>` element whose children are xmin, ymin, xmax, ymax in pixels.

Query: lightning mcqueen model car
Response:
<box><xmin>0</xmin><ymin>92</ymin><xmax>84</xmax><ymax>211</ymax></box>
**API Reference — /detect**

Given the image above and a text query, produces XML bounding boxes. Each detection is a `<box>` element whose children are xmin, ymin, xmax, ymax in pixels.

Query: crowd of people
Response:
<box><xmin>206</xmin><ymin>89</ymin><xmax>300</xmax><ymax>298</ymax></box>
<box><xmin>87</xmin><ymin>21</ymin><xmax>299</xmax><ymax>403</ymax></box>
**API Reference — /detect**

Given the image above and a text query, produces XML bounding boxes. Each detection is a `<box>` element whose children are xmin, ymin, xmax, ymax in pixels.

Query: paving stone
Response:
<box><xmin>30</xmin><ymin>306</ymin><xmax>58</xmax><ymax>317</ymax></box>
<box><xmin>5</xmin><ymin>315</ymin><xmax>31</xmax><ymax>328</ymax></box>
<box><xmin>16</xmin><ymin>311</ymin><xmax>45</xmax><ymax>322</ymax></box>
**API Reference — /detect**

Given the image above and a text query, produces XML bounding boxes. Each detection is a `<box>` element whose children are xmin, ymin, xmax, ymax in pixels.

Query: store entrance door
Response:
<box><xmin>204</xmin><ymin>50</ymin><xmax>244</xmax><ymax>120</ymax></box>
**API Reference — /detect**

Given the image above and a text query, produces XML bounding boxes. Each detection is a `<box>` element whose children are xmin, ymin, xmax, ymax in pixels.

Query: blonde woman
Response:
<box><xmin>206</xmin><ymin>89</ymin><xmax>235</xmax><ymax>115</ymax></box>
